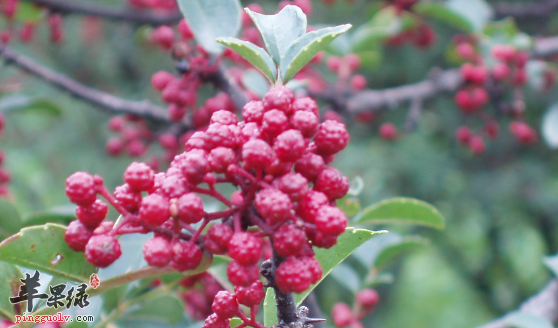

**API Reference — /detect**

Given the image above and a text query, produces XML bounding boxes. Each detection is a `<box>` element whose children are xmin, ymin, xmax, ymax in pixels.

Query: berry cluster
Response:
<box><xmin>331</xmin><ymin>289</ymin><xmax>380</xmax><ymax>328</ymax></box>
<box><xmin>326</xmin><ymin>54</ymin><xmax>367</xmax><ymax>91</ymax></box>
<box><xmin>64</xmin><ymin>86</ymin><xmax>351</xmax><ymax>326</ymax></box>
<box><xmin>178</xmin><ymin>273</ymin><xmax>225</xmax><ymax>320</ymax></box>
<box><xmin>0</xmin><ymin>1</ymin><xmax>63</xmax><ymax>45</ymax></box>
<box><xmin>385</xmin><ymin>23</ymin><xmax>436</xmax><ymax>49</ymax></box>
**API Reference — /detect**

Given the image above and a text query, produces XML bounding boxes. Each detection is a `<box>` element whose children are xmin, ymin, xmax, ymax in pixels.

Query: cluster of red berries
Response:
<box><xmin>0</xmin><ymin>114</ymin><xmax>9</xmax><ymax>197</ymax></box>
<box><xmin>327</xmin><ymin>54</ymin><xmax>366</xmax><ymax>91</ymax></box>
<box><xmin>149</xmin><ymin>19</ymin><xmax>194</xmax><ymax>51</ymax></box>
<box><xmin>385</xmin><ymin>23</ymin><xmax>436</xmax><ymax>49</ymax></box>
<box><xmin>65</xmin><ymin>86</ymin><xmax>351</xmax><ymax>302</ymax></box>
<box><xmin>178</xmin><ymin>273</ymin><xmax>225</xmax><ymax>320</ymax></box>
<box><xmin>331</xmin><ymin>289</ymin><xmax>380</xmax><ymax>328</ymax></box>
<box><xmin>0</xmin><ymin>0</ymin><xmax>63</xmax><ymax>45</ymax></box>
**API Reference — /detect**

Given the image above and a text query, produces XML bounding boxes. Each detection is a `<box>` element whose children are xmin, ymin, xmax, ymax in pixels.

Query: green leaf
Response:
<box><xmin>504</xmin><ymin>312</ymin><xmax>553</xmax><ymax>328</ymax></box>
<box><xmin>0</xmin><ymin>261</ymin><xmax>23</xmax><ymax>320</ymax></box>
<box><xmin>446</xmin><ymin>0</ymin><xmax>492</xmax><ymax>32</ymax></box>
<box><xmin>23</xmin><ymin>206</ymin><xmax>76</xmax><ymax>227</ymax></box>
<box><xmin>483</xmin><ymin>18</ymin><xmax>519</xmax><ymax>42</ymax></box>
<box><xmin>263</xmin><ymin>288</ymin><xmax>278</xmax><ymax>327</ymax></box>
<box><xmin>294</xmin><ymin>228</ymin><xmax>384</xmax><ymax>305</ymax></box>
<box><xmin>121</xmin><ymin>293</ymin><xmax>185</xmax><ymax>324</ymax></box>
<box><xmin>0</xmin><ymin>223</ymin><xmax>96</xmax><ymax>283</ymax></box>
<box><xmin>176</xmin><ymin>0</ymin><xmax>241</xmax><ymax>54</ymax></box>
<box><xmin>373</xmin><ymin>236</ymin><xmax>429</xmax><ymax>269</ymax></box>
<box><xmin>413</xmin><ymin>2</ymin><xmax>474</xmax><ymax>33</ymax></box>
<box><xmin>230</xmin><ymin>318</ymin><xmax>243</xmax><ymax>328</ymax></box>
<box><xmin>353</xmin><ymin>197</ymin><xmax>446</xmax><ymax>229</ymax></box>
<box><xmin>15</xmin><ymin>2</ymin><xmax>43</xmax><ymax>22</ymax></box>
<box><xmin>350</xmin><ymin>27</ymin><xmax>392</xmax><ymax>52</ymax></box>
<box><xmin>242</xmin><ymin>69</ymin><xmax>271</xmax><ymax>98</ymax></box>
<box><xmin>330</xmin><ymin>263</ymin><xmax>361</xmax><ymax>293</ymax></box>
<box><xmin>280</xmin><ymin>24</ymin><xmax>352</xmax><ymax>83</ymax></box>
<box><xmin>0</xmin><ymin>95</ymin><xmax>62</xmax><ymax>116</ymax></box>
<box><xmin>245</xmin><ymin>5</ymin><xmax>307</xmax><ymax>65</ymax></box>
<box><xmin>0</xmin><ymin>198</ymin><xmax>22</xmax><ymax>239</ymax></box>
<box><xmin>217</xmin><ymin>37</ymin><xmax>277</xmax><ymax>83</ymax></box>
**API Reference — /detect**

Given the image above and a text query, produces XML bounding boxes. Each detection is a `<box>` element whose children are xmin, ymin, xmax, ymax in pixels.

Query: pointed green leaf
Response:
<box><xmin>0</xmin><ymin>198</ymin><xmax>22</xmax><ymax>239</ymax></box>
<box><xmin>294</xmin><ymin>228</ymin><xmax>383</xmax><ymax>305</ymax></box>
<box><xmin>245</xmin><ymin>5</ymin><xmax>307</xmax><ymax>64</ymax></box>
<box><xmin>121</xmin><ymin>293</ymin><xmax>184</xmax><ymax>324</ymax></box>
<box><xmin>263</xmin><ymin>288</ymin><xmax>278</xmax><ymax>327</ymax></box>
<box><xmin>0</xmin><ymin>223</ymin><xmax>96</xmax><ymax>283</ymax></box>
<box><xmin>217</xmin><ymin>37</ymin><xmax>277</xmax><ymax>83</ymax></box>
<box><xmin>373</xmin><ymin>236</ymin><xmax>429</xmax><ymax>269</ymax></box>
<box><xmin>280</xmin><ymin>24</ymin><xmax>352</xmax><ymax>83</ymax></box>
<box><xmin>504</xmin><ymin>312</ymin><xmax>553</xmax><ymax>328</ymax></box>
<box><xmin>353</xmin><ymin>197</ymin><xmax>445</xmax><ymax>229</ymax></box>
<box><xmin>413</xmin><ymin>2</ymin><xmax>474</xmax><ymax>33</ymax></box>
<box><xmin>176</xmin><ymin>0</ymin><xmax>241</xmax><ymax>54</ymax></box>
<box><xmin>23</xmin><ymin>206</ymin><xmax>76</xmax><ymax>227</ymax></box>
<box><xmin>0</xmin><ymin>261</ymin><xmax>23</xmax><ymax>320</ymax></box>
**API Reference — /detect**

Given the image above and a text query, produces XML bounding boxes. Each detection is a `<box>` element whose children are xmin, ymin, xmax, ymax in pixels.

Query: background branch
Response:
<box><xmin>493</xmin><ymin>0</ymin><xmax>558</xmax><ymax>19</ymax></box>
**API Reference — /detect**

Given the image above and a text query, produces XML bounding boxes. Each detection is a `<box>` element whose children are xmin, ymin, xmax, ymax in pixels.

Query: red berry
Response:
<box><xmin>314</xmin><ymin>120</ymin><xmax>350</xmax><ymax>155</ymax></box>
<box><xmin>254</xmin><ymin>188</ymin><xmax>293</xmax><ymax>225</ymax></box>
<box><xmin>275</xmin><ymin>257</ymin><xmax>312</xmax><ymax>293</ymax></box>
<box><xmin>168</xmin><ymin>103</ymin><xmax>187</xmax><ymax>122</ymax></box>
<box><xmin>292</xmin><ymin>97</ymin><xmax>319</xmax><ymax>117</ymax></box>
<box><xmin>274</xmin><ymin>129</ymin><xmax>306</xmax><ymax>162</ymax></box>
<box><xmin>159</xmin><ymin>133</ymin><xmax>178</xmax><ymax>150</ymax></box>
<box><xmin>124</xmin><ymin>162</ymin><xmax>155</xmax><ymax>192</ymax></box>
<box><xmin>350</xmin><ymin>75</ymin><xmax>367</xmax><ymax>90</ymax></box>
<box><xmin>104</xmin><ymin>139</ymin><xmax>123</xmax><ymax>156</ymax></box>
<box><xmin>176</xmin><ymin>193</ymin><xmax>204</xmax><ymax>224</ymax></box>
<box><xmin>66</xmin><ymin>172</ymin><xmax>97</xmax><ymax>207</ymax></box>
<box><xmin>510</xmin><ymin>121</ymin><xmax>537</xmax><ymax>144</ymax></box>
<box><xmin>93</xmin><ymin>221</ymin><xmax>114</xmax><ymax>235</ymax></box>
<box><xmin>226</xmin><ymin>260</ymin><xmax>259</xmax><ymax>286</ymax></box>
<box><xmin>212</xmin><ymin>291</ymin><xmax>238</xmax><ymax>319</ymax></box>
<box><xmin>171</xmin><ymin>241</ymin><xmax>203</xmax><ymax>271</ymax></box>
<box><xmin>356</xmin><ymin>289</ymin><xmax>380</xmax><ymax>308</ymax></box>
<box><xmin>202</xmin><ymin>314</ymin><xmax>229</xmax><ymax>328</ymax></box>
<box><xmin>290</xmin><ymin>110</ymin><xmax>319</xmax><ymax>138</ymax></box>
<box><xmin>143</xmin><ymin>236</ymin><xmax>172</xmax><ymax>267</ymax></box>
<box><xmin>314</xmin><ymin>167</ymin><xmax>349</xmax><ymax>200</ymax></box>
<box><xmin>228</xmin><ymin>232</ymin><xmax>262</xmax><ymax>266</ymax></box>
<box><xmin>209</xmin><ymin>147</ymin><xmax>236</xmax><ymax>174</ymax></box>
<box><xmin>327</xmin><ymin>56</ymin><xmax>342</xmax><ymax>72</ymax></box>
<box><xmin>455</xmin><ymin>126</ymin><xmax>472</xmax><ymax>145</ymax></box>
<box><xmin>512</xmin><ymin>68</ymin><xmax>527</xmax><ymax>86</ymax></box>
<box><xmin>491</xmin><ymin>44</ymin><xmax>516</xmax><ymax>62</ymax></box>
<box><xmin>468</xmin><ymin>135</ymin><xmax>485</xmax><ymax>155</ymax></box>
<box><xmin>263</xmin><ymin>86</ymin><xmax>295</xmax><ymax>114</ymax></box>
<box><xmin>178</xmin><ymin>19</ymin><xmax>194</xmax><ymax>39</ymax></box>
<box><xmin>205</xmin><ymin>123</ymin><xmax>238</xmax><ymax>149</ymax></box>
<box><xmin>65</xmin><ymin>220</ymin><xmax>93</xmax><ymax>252</ymax></box>
<box><xmin>456</xmin><ymin>42</ymin><xmax>475</xmax><ymax>59</ymax></box>
<box><xmin>379</xmin><ymin>123</ymin><xmax>398</xmax><ymax>141</ymax></box>
<box><xmin>76</xmin><ymin>199</ymin><xmax>108</xmax><ymax>229</ymax></box>
<box><xmin>265</xmin><ymin>158</ymin><xmax>293</xmax><ymax>177</ymax></box>
<box><xmin>297</xmin><ymin>190</ymin><xmax>329</xmax><ymax>223</ymax></box>
<box><xmin>455</xmin><ymin>89</ymin><xmax>476</xmax><ymax>113</ymax></box>
<box><xmin>235</xmin><ymin>280</ymin><xmax>265</xmax><ymax>307</ymax></box>
<box><xmin>151</xmin><ymin>26</ymin><xmax>175</xmax><ymax>49</ymax></box>
<box><xmin>460</xmin><ymin>63</ymin><xmax>488</xmax><ymax>84</ymax></box>
<box><xmin>261</xmin><ymin>109</ymin><xmax>289</xmax><ymax>138</ymax></box>
<box><xmin>315</xmin><ymin>206</ymin><xmax>347</xmax><ymax>236</ymax></box>
<box><xmin>273</xmin><ymin>223</ymin><xmax>307</xmax><ymax>257</ymax></box>
<box><xmin>114</xmin><ymin>183</ymin><xmax>142</xmax><ymax>212</ymax></box>
<box><xmin>242</xmin><ymin>101</ymin><xmax>265</xmax><ymax>124</ymax></box>
<box><xmin>331</xmin><ymin>303</ymin><xmax>353</xmax><ymax>327</ymax></box>
<box><xmin>514</xmin><ymin>51</ymin><xmax>528</xmax><ymax>68</ymax></box>
<box><xmin>239</xmin><ymin>122</ymin><xmax>262</xmax><ymax>143</ymax></box>
<box><xmin>304</xmin><ymin>256</ymin><xmax>323</xmax><ymax>283</ymax></box>
<box><xmin>294</xmin><ymin>0</ymin><xmax>313</xmax><ymax>15</ymax></box>
<box><xmin>152</xmin><ymin>71</ymin><xmax>175</xmax><ymax>91</ymax></box>
<box><xmin>307</xmin><ymin>230</ymin><xmax>338</xmax><ymax>248</ymax></box>
<box><xmin>471</xmin><ymin>87</ymin><xmax>489</xmax><ymax>107</ymax></box>
<box><xmin>485</xmin><ymin>121</ymin><xmax>499</xmax><ymax>140</ymax></box>
<box><xmin>345</xmin><ymin>54</ymin><xmax>361</xmax><ymax>72</ymax></box>
<box><xmin>211</xmin><ymin>110</ymin><xmax>238</xmax><ymax>126</ymax></box>
<box><xmin>492</xmin><ymin>62</ymin><xmax>510</xmax><ymax>81</ymax></box>
<box><xmin>295</xmin><ymin>153</ymin><xmax>325</xmax><ymax>181</ymax></box>
<box><xmin>273</xmin><ymin>173</ymin><xmax>309</xmax><ymax>201</ymax></box>
<box><xmin>181</xmin><ymin>149</ymin><xmax>210</xmax><ymax>184</ymax></box>
<box><xmin>140</xmin><ymin>194</ymin><xmax>170</xmax><ymax>226</ymax></box>
<box><xmin>85</xmin><ymin>235</ymin><xmax>122</xmax><ymax>268</ymax></box>
<box><xmin>242</xmin><ymin>139</ymin><xmax>274</xmax><ymax>170</ymax></box>
<box><xmin>108</xmin><ymin>116</ymin><xmax>125</xmax><ymax>131</ymax></box>
<box><xmin>204</xmin><ymin>223</ymin><xmax>234</xmax><ymax>255</ymax></box>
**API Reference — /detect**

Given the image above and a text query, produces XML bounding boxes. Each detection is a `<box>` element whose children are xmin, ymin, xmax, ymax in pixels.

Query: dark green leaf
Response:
<box><xmin>176</xmin><ymin>0</ymin><xmax>242</xmax><ymax>54</ymax></box>
<box><xmin>0</xmin><ymin>223</ymin><xmax>96</xmax><ymax>283</ymax></box>
<box><xmin>353</xmin><ymin>197</ymin><xmax>445</xmax><ymax>229</ymax></box>
<box><xmin>0</xmin><ymin>198</ymin><xmax>22</xmax><ymax>239</ymax></box>
<box><xmin>263</xmin><ymin>288</ymin><xmax>277</xmax><ymax>327</ymax></box>
<box><xmin>280</xmin><ymin>24</ymin><xmax>352</xmax><ymax>83</ymax></box>
<box><xmin>0</xmin><ymin>95</ymin><xmax>62</xmax><ymax>116</ymax></box>
<box><xmin>246</xmin><ymin>5</ymin><xmax>306</xmax><ymax>64</ymax></box>
<box><xmin>216</xmin><ymin>37</ymin><xmax>277</xmax><ymax>83</ymax></box>
<box><xmin>23</xmin><ymin>206</ymin><xmax>76</xmax><ymax>227</ymax></box>
<box><xmin>121</xmin><ymin>293</ymin><xmax>185</xmax><ymax>324</ymax></box>
<box><xmin>15</xmin><ymin>2</ymin><xmax>42</xmax><ymax>22</ymax></box>
<box><xmin>294</xmin><ymin>228</ymin><xmax>383</xmax><ymax>305</ymax></box>
<box><xmin>504</xmin><ymin>312</ymin><xmax>553</xmax><ymax>328</ymax></box>
<box><xmin>483</xmin><ymin>18</ymin><xmax>518</xmax><ymax>41</ymax></box>
<box><xmin>0</xmin><ymin>261</ymin><xmax>23</xmax><ymax>320</ymax></box>
<box><xmin>413</xmin><ymin>2</ymin><xmax>474</xmax><ymax>33</ymax></box>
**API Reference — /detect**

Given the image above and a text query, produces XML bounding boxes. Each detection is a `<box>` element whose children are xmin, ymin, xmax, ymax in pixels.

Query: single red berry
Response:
<box><xmin>297</xmin><ymin>190</ymin><xmax>329</xmax><ymax>223</ymax></box>
<box><xmin>460</xmin><ymin>63</ymin><xmax>488</xmax><ymax>84</ymax></box>
<box><xmin>66</xmin><ymin>172</ymin><xmax>97</xmax><ymax>207</ymax></box>
<box><xmin>143</xmin><ymin>236</ymin><xmax>172</xmax><ymax>267</ymax></box>
<box><xmin>178</xmin><ymin>19</ymin><xmax>194</xmax><ymax>39</ymax></box>
<box><xmin>242</xmin><ymin>139</ymin><xmax>275</xmax><ymax>170</ymax></box>
<box><xmin>512</xmin><ymin>68</ymin><xmax>527</xmax><ymax>86</ymax></box>
<box><xmin>274</xmin><ymin>129</ymin><xmax>306</xmax><ymax>162</ymax></box>
<box><xmin>124</xmin><ymin>162</ymin><xmax>155</xmax><ymax>192</ymax></box>
<box><xmin>295</xmin><ymin>153</ymin><xmax>325</xmax><ymax>181</ymax></box>
<box><xmin>314</xmin><ymin>167</ymin><xmax>349</xmax><ymax>200</ymax></box>
<box><xmin>176</xmin><ymin>193</ymin><xmax>204</xmax><ymax>224</ymax></box>
<box><xmin>304</xmin><ymin>256</ymin><xmax>323</xmax><ymax>283</ymax></box>
<box><xmin>290</xmin><ymin>110</ymin><xmax>319</xmax><ymax>138</ymax></box>
<box><xmin>356</xmin><ymin>289</ymin><xmax>380</xmax><ymax>308</ymax></box>
<box><xmin>126</xmin><ymin>139</ymin><xmax>147</xmax><ymax>157</ymax></box>
<box><xmin>242</xmin><ymin>101</ymin><xmax>265</xmax><ymax>124</ymax></box>
<box><xmin>152</xmin><ymin>71</ymin><xmax>175</xmax><ymax>91</ymax></box>
<box><xmin>456</xmin><ymin>42</ymin><xmax>475</xmax><ymax>59</ymax></box>
<box><xmin>254</xmin><ymin>188</ymin><xmax>293</xmax><ymax>225</ymax></box>
<box><xmin>171</xmin><ymin>241</ymin><xmax>203</xmax><ymax>271</ymax></box>
<box><xmin>379</xmin><ymin>123</ymin><xmax>398</xmax><ymax>141</ymax></box>
<box><xmin>273</xmin><ymin>172</ymin><xmax>309</xmax><ymax>201</ymax></box>
<box><xmin>456</xmin><ymin>126</ymin><xmax>472</xmax><ymax>145</ymax></box>
<box><xmin>294</xmin><ymin>0</ymin><xmax>313</xmax><ymax>15</ymax></box>
<box><xmin>327</xmin><ymin>56</ymin><xmax>342</xmax><ymax>72</ymax></box>
<box><xmin>181</xmin><ymin>149</ymin><xmax>210</xmax><ymax>184</ymax></box>
<box><xmin>273</xmin><ymin>224</ymin><xmax>307</xmax><ymax>257</ymax></box>
<box><xmin>212</xmin><ymin>291</ymin><xmax>238</xmax><ymax>319</ymax></box>
<box><xmin>331</xmin><ymin>303</ymin><xmax>353</xmax><ymax>327</ymax></box>
<box><xmin>314</xmin><ymin>120</ymin><xmax>350</xmax><ymax>155</ymax></box>
<box><xmin>275</xmin><ymin>257</ymin><xmax>312</xmax><ymax>293</ymax></box>
<box><xmin>239</xmin><ymin>122</ymin><xmax>262</xmax><ymax>143</ymax></box>
<box><xmin>514</xmin><ymin>51</ymin><xmax>528</xmax><ymax>68</ymax></box>
<box><xmin>205</xmin><ymin>124</ymin><xmax>238</xmax><ymax>150</ymax></box>
<box><xmin>159</xmin><ymin>133</ymin><xmax>178</xmax><ymax>150</ymax></box>
<box><xmin>202</xmin><ymin>313</ymin><xmax>229</xmax><ymax>328</ymax></box>
<box><xmin>263</xmin><ymin>86</ymin><xmax>295</xmax><ymax>114</ymax></box>
<box><xmin>345</xmin><ymin>54</ymin><xmax>361</xmax><ymax>72</ymax></box>
<box><xmin>151</xmin><ymin>25</ymin><xmax>174</xmax><ymax>49</ymax></box>
<box><xmin>492</xmin><ymin>62</ymin><xmax>510</xmax><ymax>81</ymax></box>
<box><xmin>265</xmin><ymin>158</ymin><xmax>293</xmax><ymax>177</ymax></box>
<box><xmin>65</xmin><ymin>220</ymin><xmax>93</xmax><ymax>252</ymax></box>
<box><xmin>140</xmin><ymin>194</ymin><xmax>170</xmax><ymax>226</ymax></box>
<box><xmin>106</xmin><ymin>138</ymin><xmax>123</xmax><ymax>156</ymax></box>
<box><xmin>485</xmin><ymin>121</ymin><xmax>499</xmax><ymax>140</ymax></box>
<box><xmin>204</xmin><ymin>223</ymin><xmax>234</xmax><ymax>255</ymax></box>
<box><xmin>85</xmin><ymin>235</ymin><xmax>122</xmax><ymax>268</ymax></box>
<box><xmin>261</xmin><ymin>109</ymin><xmax>289</xmax><ymax>138</ymax></box>
<box><xmin>315</xmin><ymin>206</ymin><xmax>348</xmax><ymax>236</ymax></box>
<box><xmin>292</xmin><ymin>97</ymin><xmax>319</xmax><ymax>117</ymax></box>
<box><xmin>468</xmin><ymin>135</ymin><xmax>486</xmax><ymax>155</ymax></box>
<box><xmin>114</xmin><ymin>183</ymin><xmax>142</xmax><ymax>212</ymax></box>
<box><xmin>510</xmin><ymin>121</ymin><xmax>537</xmax><ymax>144</ymax></box>
<box><xmin>210</xmin><ymin>110</ymin><xmax>238</xmax><ymax>126</ymax></box>
<box><xmin>168</xmin><ymin>103</ymin><xmax>187</xmax><ymax>122</ymax></box>
<box><xmin>76</xmin><ymin>199</ymin><xmax>108</xmax><ymax>229</ymax></box>
<box><xmin>228</xmin><ymin>232</ymin><xmax>262</xmax><ymax>266</ymax></box>
<box><xmin>492</xmin><ymin>44</ymin><xmax>516</xmax><ymax>62</ymax></box>
<box><xmin>455</xmin><ymin>89</ymin><xmax>476</xmax><ymax>113</ymax></box>
<box><xmin>307</xmin><ymin>230</ymin><xmax>338</xmax><ymax>249</ymax></box>
<box><xmin>350</xmin><ymin>75</ymin><xmax>367</xmax><ymax>90</ymax></box>
<box><xmin>226</xmin><ymin>260</ymin><xmax>259</xmax><ymax>287</ymax></box>
<box><xmin>185</xmin><ymin>131</ymin><xmax>209</xmax><ymax>151</ymax></box>
<box><xmin>209</xmin><ymin>147</ymin><xmax>236</xmax><ymax>173</ymax></box>
<box><xmin>108</xmin><ymin>116</ymin><xmax>125</xmax><ymax>132</ymax></box>
<box><xmin>471</xmin><ymin>87</ymin><xmax>489</xmax><ymax>107</ymax></box>
<box><xmin>235</xmin><ymin>280</ymin><xmax>265</xmax><ymax>307</ymax></box>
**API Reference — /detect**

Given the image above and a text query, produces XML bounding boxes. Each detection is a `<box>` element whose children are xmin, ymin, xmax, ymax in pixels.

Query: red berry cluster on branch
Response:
<box><xmin>178</xmin><ymin>273</ymin><xmax>226</xmax><ymax>320</ymax></box>
<box><xmin>331</xmin><ymin>289</ymin><xmax>380</xmax><ymax>328</ymax></box>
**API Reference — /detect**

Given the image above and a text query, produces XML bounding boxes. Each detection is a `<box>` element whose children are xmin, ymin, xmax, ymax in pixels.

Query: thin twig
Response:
<box><xmin>493</xmin><ymin>0</ymin><xmax>558</xmax><ymax>19</ymax></box>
